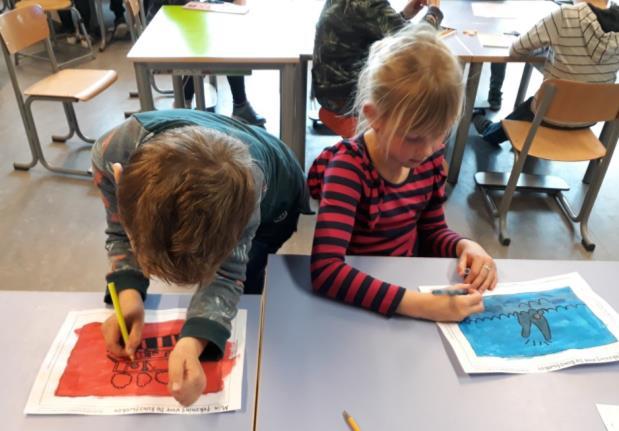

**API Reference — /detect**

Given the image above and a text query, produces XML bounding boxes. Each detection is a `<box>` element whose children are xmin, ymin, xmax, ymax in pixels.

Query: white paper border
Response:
<box><xmin>420</xmin><ymin>273</ymin><xmax>619</xmax><ymax>373</ymax></box>
<box><xmin>25</xmin><ymin>308</ymin><xmax>246</xmax><ymax>415</ymax></box>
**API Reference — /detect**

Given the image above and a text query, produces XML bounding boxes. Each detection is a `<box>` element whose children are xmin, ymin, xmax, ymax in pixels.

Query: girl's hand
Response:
<box><xmin>397</xmin><ymin>288</ymin><xmax>484</xmax><ymax>322</ymax></box>
<box><xmin>456</xmin><ymin>239</ymin><xmax>497</xmax><ymax>293</ymax></box>
<box><xmin>168</xmin><ymin>337</ymin><xmax>208</xmax><ymax>407</ymax></box>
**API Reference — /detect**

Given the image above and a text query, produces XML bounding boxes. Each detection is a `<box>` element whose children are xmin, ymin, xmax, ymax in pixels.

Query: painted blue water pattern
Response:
<box><xmin>459</xmin><ymin>287</ymin><xmax>616</xmax><ymax>358</ymax></box>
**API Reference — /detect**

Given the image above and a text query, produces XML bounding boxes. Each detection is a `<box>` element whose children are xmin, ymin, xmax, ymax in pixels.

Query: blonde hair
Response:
<box><xmin>353</xmin><ymin>22</ymin><xmax>464</xmax><ymax>148</ymax></box>
<box><xmin>117</xmin><ymin>126</ymin><xmax>256</xmax><ymax>285</ymax></box>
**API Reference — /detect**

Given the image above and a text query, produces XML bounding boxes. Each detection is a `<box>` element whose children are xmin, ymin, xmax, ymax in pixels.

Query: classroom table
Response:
<box><xmin>256</xmin><ymin>255</ymin><xmax>619</xmax><ymax>430</ymax></box>
<box><xmin>126</xmin><ymin>3</ymin><xmax>308</xmax><ymax>165</ymax></box>
<box><xmin>293</xmin><ymin>0</ymin><xmax>556</xmax><ymax>173</ymax></box>
<box><xmin>440</xmin><ymin>0</ymin><xmax>558</xmax><ymax>184</ymax></box>
<box><xmin>2</xmin><ymin>291</ymin><xmax>261</xmax><ymax>431</ymax></box>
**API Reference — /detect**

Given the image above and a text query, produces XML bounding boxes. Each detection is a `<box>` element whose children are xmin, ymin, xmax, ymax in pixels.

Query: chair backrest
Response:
<box><xmin>535</xmin><ymin>79</ymin><xmax>619</xmax><ymax>124</ymax></box>
<box><xmin>0</xmin><ymin>4</ymin><xmax>49</xmax><ymax>55</ymax></box>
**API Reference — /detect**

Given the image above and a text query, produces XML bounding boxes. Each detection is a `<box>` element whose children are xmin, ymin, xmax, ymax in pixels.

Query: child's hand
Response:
<box><xmin>168</xmin><ymin>337</ymin><xmax>208</xmax><ymax>407</ymax></box>
<box><xmin>402</xmin><ymin>0</ymin><xmax>427</xmax><ymax>19</ymax></box>
<box><xmin>397</xmin><ymin>288</ymin><xmax>484</xmax><ymax>322</ymax></box>
<box><xmin>101</xmin><ymin>288</ymin><xmax>144</xmax><ymax>359</ymax></box>
<box><xmin>456</xmin><ymin>239</ymin><xmax>497</xmax><ymax>293</ymax></box>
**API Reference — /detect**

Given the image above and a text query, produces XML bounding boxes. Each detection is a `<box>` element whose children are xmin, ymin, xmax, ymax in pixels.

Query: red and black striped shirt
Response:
<box><xmin>307</xmin><ymin>135</ymin><xmax>463</xmax><ymax>316</ymax></box>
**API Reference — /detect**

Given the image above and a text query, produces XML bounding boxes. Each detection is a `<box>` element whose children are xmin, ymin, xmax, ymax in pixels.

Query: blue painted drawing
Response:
<box><xmin>459</xmin><ymin>287</ymin><xmax>616</xmax><ymax>358</ymax></box>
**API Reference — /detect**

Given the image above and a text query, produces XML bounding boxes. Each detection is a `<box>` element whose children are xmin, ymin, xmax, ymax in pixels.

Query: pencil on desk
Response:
<box><xmin>343</xmin><ymin>410</ymin><xmax>361</xmax><ymax>431</ymax></box>
<box><xmin>107</xmin><ymin>281</ymin><xmax>131</xmax><ymax>356</ymax></box>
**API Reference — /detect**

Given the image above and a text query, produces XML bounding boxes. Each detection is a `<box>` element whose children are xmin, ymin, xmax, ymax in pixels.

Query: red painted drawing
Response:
<box><xmin>55</xmin><ymin>320</ymin><xmax>236</xmax><ymax>397</ymax></box>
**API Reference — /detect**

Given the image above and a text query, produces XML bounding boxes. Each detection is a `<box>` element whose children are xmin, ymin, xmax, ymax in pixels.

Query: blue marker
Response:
<box><xmin>431</xmin><ymin>287</ymin><xmax>469</xmax><ymax>296</ymax></box>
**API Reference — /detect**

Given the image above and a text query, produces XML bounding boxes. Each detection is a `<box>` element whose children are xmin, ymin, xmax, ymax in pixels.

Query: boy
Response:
<box><xmin>473</xmin><ymin>0</ymin><xmax>619</xmax><ymax>145</ymax></box>
<box><xmin>92</xmin><ymin>110</ymin><xmax>310</xmax><ymax>406</ymax></box>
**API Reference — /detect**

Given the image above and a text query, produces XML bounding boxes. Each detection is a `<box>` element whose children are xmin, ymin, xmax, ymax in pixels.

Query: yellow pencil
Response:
<box><xmin>343</xmin><ymin>410</ymin><xmax>361</xmax><ymax>431</ymax></box>
<box><xmin>107</xmin><ymin>281</ymin><xmax>131</xmax><ymax>352</ymax></box>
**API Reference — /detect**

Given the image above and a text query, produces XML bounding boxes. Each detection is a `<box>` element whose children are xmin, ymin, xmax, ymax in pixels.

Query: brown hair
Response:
<box><xmin>117</xmin><ymin>126</ymin><xmax>256</xmax><ymax>285</ymax></box>
<box><xmin>353</xmin><ymin>22</ymin><xmax>464</xmax><ymax>149</ymax></box>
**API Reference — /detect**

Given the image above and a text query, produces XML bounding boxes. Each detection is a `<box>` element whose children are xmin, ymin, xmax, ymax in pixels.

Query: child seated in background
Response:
<box><xmin>308</xmin><ymin>23</ymin><xmax>497</xmax><ymax>322</ymax></box>
<box><xmin>92</xmin><ymin>110</ymin><xmax>310</xmax><ymax>406</ymax></box>
<box><xmin>473</xmin><ymin>0</ymin><xmax>619</xmax><ymax>146</ymax></box>
<box><xmin>312</xmin><ymin>0</ymin><xmax>444</xmax><ymax>117</ymax></box>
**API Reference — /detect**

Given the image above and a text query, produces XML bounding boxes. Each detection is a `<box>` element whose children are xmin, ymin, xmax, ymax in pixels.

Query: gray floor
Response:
<box><xmin>1</xmin><ymin>29</ymin><xmax>617</xmax><ymax>295</ymax></box>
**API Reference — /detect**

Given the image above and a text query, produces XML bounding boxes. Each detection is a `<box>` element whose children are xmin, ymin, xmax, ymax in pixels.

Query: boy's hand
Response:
<box><xmin>101</xmin><ymin>288</ymin><xmax>144</xmax><ymax>359</ymax></box>
<box><xmin>168</xmin><ymin>337</ymin><xmax>208</xmax><ymax>407</ymax></box>
<box><xmin>456</xmin><ymin>239</ymin><xmax>497</xmax><ymax>293</ymax></box>
<box><xmin>397</xmin><ymin>288</ymin><xmax>484</xmax><ymax>322</ymax></box>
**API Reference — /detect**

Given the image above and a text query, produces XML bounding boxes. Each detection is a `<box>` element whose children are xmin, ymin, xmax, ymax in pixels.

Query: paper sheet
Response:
<box><xmin>471</xmin><ymin>2</ymin><xmax>524</xmax><ymax>18</ymax></box>
<box><xmin>420</xmin><ymin>273</ymin><xmax>619</xmax><ymax>373</ymax></box>
<box><xmin>478</xmin><ymin>32</ymin><xmax>517</xmax><ymax>48</ymax></box>
<box><xmin>25</xmin><ymin>308</ymin><xmax>247</xmax><ymax>415</ymax></box>
<box><xmin>598</xmin><ymin>404</ymin><xmax>619</xmax><ymax>431</ymax></box>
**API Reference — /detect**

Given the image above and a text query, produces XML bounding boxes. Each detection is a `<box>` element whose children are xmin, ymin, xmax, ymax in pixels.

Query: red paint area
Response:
<box><xmin>55</xmin><ymin>320</ymin><xmax>236</xmax><ymax>397</ymax></box>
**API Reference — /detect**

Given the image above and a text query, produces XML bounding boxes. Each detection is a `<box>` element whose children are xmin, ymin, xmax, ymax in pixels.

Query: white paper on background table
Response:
<box><xmin>420</xmin><ymin>273</ymin><xmax>619</xmax><ymax>373</ymax></box>
<box><xmin>598</xmin><ymin>404</ymin><xmax>619</xmax><ymax>431</ymax></box>
<box><xmin>25</xmin><ymin>308</ymin><xmax>247</xmax><ymax>415</ymax></box>
<box><xmin>471</xmin><ymin>2</ymin><xmax>527</xmax><ymax>18</ymax></box>
<box><xmin>478</xmin><ymin>32</ymin><xmax>517</xmax><ymax>48</ymax></box>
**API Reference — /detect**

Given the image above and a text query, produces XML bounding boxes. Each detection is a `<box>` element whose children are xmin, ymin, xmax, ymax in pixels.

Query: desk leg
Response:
<box><xmin>172</xmin><ymin>76</ymin><xmax>185</xmax><ymax>108</ymax></box>
<box><xmin>293</xmin><ymin>59</ymin><xmax>309</xmax><ymax>170</ymax></box>
<box><xmin>280</xmin><ymin>63</ymin><xmax>304</xmax><ymax>166</ymax></box>
<box><xmin>94</xmin><ymin>0</ymin><xmax>107</xmax><ymax>52</ymax></box>
<box><xmin>134</xmin><ymin>63</ymin><xmax>154</xmax><ymax>111</ymax></box>
<box><xmin>447</xmin><ymin>62</ymin><xmax>482</xmax><ymax>185</ymax></box>
<box><xmin>514</xmin><ymin>63</ymin><xmax>533</xmax><ymax>109</ymax></box>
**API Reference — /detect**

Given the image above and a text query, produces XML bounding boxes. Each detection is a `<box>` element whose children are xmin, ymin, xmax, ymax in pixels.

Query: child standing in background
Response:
<box><xmin>308</xmin><ymin>23</ymin><xmax>497</xmax><ymax>322</ymax></box>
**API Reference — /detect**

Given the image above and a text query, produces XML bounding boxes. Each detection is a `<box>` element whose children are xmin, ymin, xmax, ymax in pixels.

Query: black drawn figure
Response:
<box><xmin>108</xmin><ymin>333</ymin><xmax>178</xmax><ymax>389</ymax></box>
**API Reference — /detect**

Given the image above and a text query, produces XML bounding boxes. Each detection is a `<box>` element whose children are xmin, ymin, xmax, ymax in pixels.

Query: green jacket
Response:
<box><xmin>312</xmin><ymin>0</ymin><xmax>443</xmax><ymax>114</ymax></box>
<box><xmin>92</xmin><ymin>110</ymin><xmax>310</xmax><ymax>359</ymax></box>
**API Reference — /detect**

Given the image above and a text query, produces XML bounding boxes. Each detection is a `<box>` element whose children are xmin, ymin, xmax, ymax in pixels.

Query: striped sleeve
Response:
<box><xmin>310</xmin><ymin>152</ymin><xmax>406</xmax><ymax>316</ymax></box>
<box><xmin>509</xmin><ymin>9</ymin><xmax>553</xmax><ymax>57</ymax></box>
<box><xmin>417</xmin><ymin>155</ymin><xmax>464</xmax><ymax>257</ymax></box>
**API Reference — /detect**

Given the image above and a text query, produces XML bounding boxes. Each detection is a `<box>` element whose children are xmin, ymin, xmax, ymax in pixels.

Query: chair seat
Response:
<box><xmin>502</xmin><ymin>119</ymin><xmax>606</xmax><ymax>162</ymax></box>
<box><xmin>16</xmin><ymin>0</ymin><xmax>72</xmax><ymax>11</ymax></box>
<box><xmin>319</xmin><ymin>107</ymin><xmax>357</xmax><ymax>138</ymax></box>
<box><xmin>24</xmin><ymin>69</ymin><xmax>118</xmax><ymax>101</ymax></box>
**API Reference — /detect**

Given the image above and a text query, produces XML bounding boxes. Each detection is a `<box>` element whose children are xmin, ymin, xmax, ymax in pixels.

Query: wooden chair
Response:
<box><xmin>0</xmin><ymin>4</ymin><xmax>117</xmax><ymax>176</ymax></box>
<box><xmin>14</xmin><ymin>0</ymin><xmax>95</xmax><ymax>68</ymax></box>
<box><xmin>123</xmin><ymin>0</ymin><xmax>220</xmax><ymax>111</ymax></box>
<box><xmin>475</xmin><ymin>79</ymin><xmax>619</xmax><ymax>251</ymax></box>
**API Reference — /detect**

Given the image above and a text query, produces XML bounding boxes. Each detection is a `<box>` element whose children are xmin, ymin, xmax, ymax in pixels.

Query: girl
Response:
<box><xmin>308</xmin><ymin>23</ymin><xmax>497</xmax><ymax>322</ymax></box>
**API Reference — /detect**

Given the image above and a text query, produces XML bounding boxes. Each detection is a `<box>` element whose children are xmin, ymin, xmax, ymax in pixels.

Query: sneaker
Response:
<box><xmin>66</xmin><ymin>34</ymin><xmax>79</xmax><ymax>45</ymax></box>
<box><xmin>487</xmin><ymin>89</ymin><xmax>502</xmax><ymax>111</ymax></box>
<box><xmin>79</xmin><ymin>34</ymin><xmax>93</xmax><ymax>49</ymax></box>
<box><xmin>232</xmin><ymin>101</ymin><xmax>266</xmax><ymax>126</ymax></box>
<box><xmin>472</xmin><ymin>113</ymin><xmax>492</xmax><ymax>135</ymax></box>
<box><xmin>113</xmin><ymin>18</ymin><xmax>129</xmax><ymax>40</ymax></box>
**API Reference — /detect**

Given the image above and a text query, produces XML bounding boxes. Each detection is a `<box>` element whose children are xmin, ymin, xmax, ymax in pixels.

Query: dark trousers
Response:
<box><xmin>489</xmin><ymin>63</ymin><xmax>506</xmax><ymax>97</ymax></box>
<box><xmin>244</xmin><ymin>211</ymin><xmax>300</xmax><ymax>294</ymax></box>
<box><xmin>58</xmin><ymin>0</ymin><xmax>91</xmax><ymax>32</ymax></box>
<box><xmin>182</xmin><ymin>75</ymin><xmax>247</xmax><ymax>105</ymax></box>
<box><xmin>482</xmin><ymin>97</ymin><xmax>537</xmax><ymax>145</ymax></box>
